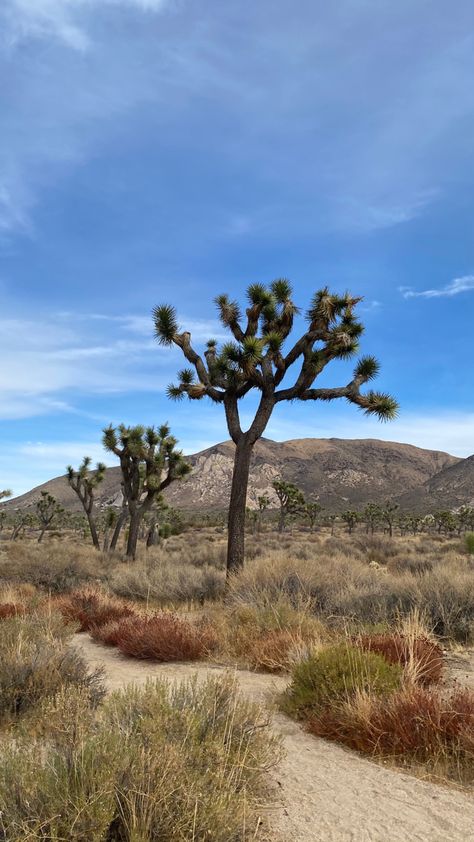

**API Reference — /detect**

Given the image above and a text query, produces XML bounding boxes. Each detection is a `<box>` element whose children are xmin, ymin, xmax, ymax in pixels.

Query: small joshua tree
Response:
<box><xmin>272</xmin><ymin>479</ymin><xmax>305</xmax><ymax>533</ymax></box>
<box><xmin>382</xmin><ymin>500</ymin><xmax>399</xmax><ymax>538</ymax></box>
<box><xmin>102</xmin><ymin>423</ymin><xmax>190</xmax><ymax>560</ymax></box>
<box><xmin>0</xmin><ymin>490</ymin><xmax>12</xmax><ymax>501</ymax></box>
<box><xmin>66</xmin><ymin>457</ymin><xmax>106</xmax><ymax>550</ymax></box>
<box><xmin>363</xmin><ymin>502</ymin><xmax>383</xmax><ymax>535</ymax></box>
<box><xmin>304</xmin><ymin>500</ymin><xmax>322</xmax><ymax>532</ymax></box>
<box><xmin>36</xmin><ymin>492</ymin><xmax>64</xmax><ymax>543</ymax></box>
<box><xmin>154</xmin><ymin>282</ymin><xmax>397</xmax><ymax>574</ymax></box>
<box><xmin>341</xmin><ymin>510</ymin><xmax>360</xmax><ymax>535</ymax></box>
<box><xmin>257</xmin><ymin>494</ymin><xmax>270</xmax><ymax>533</ymax></box>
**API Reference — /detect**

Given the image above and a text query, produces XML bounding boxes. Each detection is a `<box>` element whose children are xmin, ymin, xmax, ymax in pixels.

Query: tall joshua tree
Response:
<box><xmin>273</xmin><ymin>480</ymin><xmax>305</xmax><ymax>532</ymax></box>
<box><xmin>66</xmin><ymin>458</ymin><xmax>106</xmax><ymax>550</ymax></box>
<box><xmin>102</xmin><ymin>423</ymin><xmax>190</xmax><ymax>560</ymax></box>
<box><xmin>154</xmin><ymin>281</ymin><xmax>398</xmax><ymax>574</ymax></box>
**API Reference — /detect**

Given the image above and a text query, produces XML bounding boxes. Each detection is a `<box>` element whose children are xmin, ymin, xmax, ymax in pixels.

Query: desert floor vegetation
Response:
<box><xmin>0</xmin><ymin>604</ymin><xmax>279</xmax><ymax>842</ymax></box>
<box><xmin>1</xmin><ymin>527</ymin><xmax>474</xmax><ymax>800</ymax></box>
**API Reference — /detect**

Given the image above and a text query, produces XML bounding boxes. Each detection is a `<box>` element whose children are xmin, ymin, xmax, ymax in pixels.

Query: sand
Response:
<box><xmin>72</xmin><ymin>635</ymin><xmax>474</xmax><ymax>842</ymax></box>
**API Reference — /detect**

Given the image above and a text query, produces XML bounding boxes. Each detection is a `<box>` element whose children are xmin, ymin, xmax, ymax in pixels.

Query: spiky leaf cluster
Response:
<box><xmin>154</xmin><ymin>281</ymin><xmax>398</xmax><ymax>423</ymax></box>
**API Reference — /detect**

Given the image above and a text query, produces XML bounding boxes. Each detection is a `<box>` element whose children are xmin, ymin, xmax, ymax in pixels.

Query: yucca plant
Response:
<box><xmin>154</xmin><ymin>281</ymin><xmax>398</xmax><ymax>575</ymax></box>
<box><xmin>102</xmin><ymin>424</ymin><xmax>190</xmax><ymax>560</ymax></box>
<box><xmin>66</xmin><ymin>457</ymin><xmax>106</xmax><ymax>550</ymax></box>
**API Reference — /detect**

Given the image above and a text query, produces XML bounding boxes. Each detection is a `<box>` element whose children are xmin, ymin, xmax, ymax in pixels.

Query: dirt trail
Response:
<box><xmin>73</xmin><ymin>636</ymin><xmax>474</xmax><ymax>842</ymax></box>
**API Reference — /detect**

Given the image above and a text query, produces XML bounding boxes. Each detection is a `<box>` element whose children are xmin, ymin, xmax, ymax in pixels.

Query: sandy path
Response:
<box><xmin>73</xmin><ymin>636</ymin><xmax>474</xmax><ymax>842</ymax></box>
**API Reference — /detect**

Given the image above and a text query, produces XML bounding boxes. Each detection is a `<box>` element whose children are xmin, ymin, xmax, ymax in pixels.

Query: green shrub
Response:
<box><xmin>0</xmin><ymin>612</ymin><xmax>104</xmax><ymax>721</ymax></box>
<box><xmin>281</xmin><ymin>642</ymin><xmax>402</xmax><ymax>719</ymax></box>
<box><xmin>465</xmin><ymin>532</ymin><xmax>474</xmax><ymax>555</ymax></box>
<box><xmin>0</xmin><ymin>676</ymin><xmax>280</xmax><ymax>841</ymax></box>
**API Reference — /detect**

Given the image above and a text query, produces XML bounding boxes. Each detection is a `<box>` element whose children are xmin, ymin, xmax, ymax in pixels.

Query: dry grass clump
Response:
<box><xmin>108</xmin><ymin>561</ymin><xmax>225</xmax><ymax>605</ymax></box>
<box><xmin>210</xmin><ymin>598</ymin><xmax>328</xmax><ymax>673</ymax></box>
<box><xmin>355</xmin><ymin>633</ymin><xmax>443</xmax><ymax>686</ymax></box>
<box><xmin>102</xmin><ymin>612</ymin><xmax>213</xmax><ymax>661</ymax></box>
<box><xmin>0</xmin><ymin>676</ymin><xmax>279</xmax><ymax>841</ymax></box>
<box><xmin>308</xmin><ymin>686</ymin><xmax>474</xmax><ymax>785</ymax></box>
<box><xmin>0</xmin><ymin>611</ymin><xmax>104</xmax><ymax>722</ymax></box>
<box><xmin>54</xmin><ymin>587</ymin><xmax>136</xmax><ymax>632</ymax></box>
<box><xmin>280</xmin><ymin>642</ymin><xmax>403</xmax><ymax>720</ymax></box>
<box><xmin>0</xmin><ymin>541</ymin><xmax>115</xmax><ymax>591</ymax></box>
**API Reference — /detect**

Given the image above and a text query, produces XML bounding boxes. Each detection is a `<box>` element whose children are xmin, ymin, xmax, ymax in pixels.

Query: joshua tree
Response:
<box><xmin>382</xmin><ymin>500</ymin><xmax>399</xmax><ymax>538</ymax></box>
<box><xmin>363</xmin><ymin>502</ymin><xmax>383</xmax><ymax>535</ymax></box>
<box><xmin>0</xmin><ymin>490</ymin><xmax>12</xmax><ymax>501</ymax></box>
<box><xmin>154</xmin><ymin>282</ymin><xmax>398</xmax><ymax>574</ymax></box>
<box><xmin>145</xmin><ymin>496</ymin><xmax>169</xmax><ymax>548</ymax></box>
<box><xmin>101</xmin><ymin>507</ymin><xmax>118</xmax><ymax>552</ymax></box>
<box><xmin>272</xmin><ymin>479</ymin><xmax>305</xmax><ymax>532</ymax></box>
<box><xmin>257</xmin><ymin>494</ymin><xmax>270</xmax><ymax>533</ymax></box>
<box><xmin>102</xmin><ymin>424</ymin><xmax>190</xmax><ymax>560</ymax></box>
<box><xmin>304</xmin><ymin>500</ymin><xmax>322</xmax><ymax>532</ymax></box>
<box><xmin>36</xmin><ymin>492</ymin><xmax>64</xmax><ymax>543</ymax></box>
<box><xmin>66</xmin><ymin>457</ymin><xmax>106</xmax><ymax>550</ymax></box>
<box><xmin>341</xmin><ymin>509</ymin><xmax>360</xmax><ymax>535</ymax></box>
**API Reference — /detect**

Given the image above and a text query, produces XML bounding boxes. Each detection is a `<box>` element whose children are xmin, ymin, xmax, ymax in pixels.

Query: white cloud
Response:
<box><xmin>0</xmin><ymin>312</ymin><xmax>170</xmax><ymax>420</ymax></box>
<box><xmin>3</xmin><ymin>0</ymin><xmax>170</xmax><ymax>51</ymax></box>
<box><xmin>401</xmin><ymin>275</ymin><xmax>474</xmax><ymax>299</ymax></box>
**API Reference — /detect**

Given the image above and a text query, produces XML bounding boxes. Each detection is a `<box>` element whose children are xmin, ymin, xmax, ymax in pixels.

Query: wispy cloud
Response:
<box><xmin>2</xmin><ymin>0</ymin><xmax>170</xmax><ymax>51</ymax></box>
<box><xmin>0</xmin><ymin>311</ymin><xmax>171</xmax><ymax>420</ymax></box>
<box><xmin>400</xmin><ymin>275</ymin><xmax>474</xmax><ymax>299</ymax></box>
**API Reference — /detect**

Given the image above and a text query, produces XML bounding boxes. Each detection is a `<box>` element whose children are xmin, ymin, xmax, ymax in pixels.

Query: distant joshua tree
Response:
<box><xmin>0</xmin><ymin>490</ymin><xmax>12</xmax><ymax>501</ymax></box>
<box><xmin>341</xmin><ymin>510</ymin><xmax>360</xmax><ymax>535</ymax></box>
<box><xmin>66</xmin><ymin>457</ymin><xmax>106</xmax><ymax>550</ymax></box>
<box><xmin>304</xmin><ymin>500</ymin><xmax>322</xmax><ymax>532</ymax></box>
<box><xmin>102</xmin><ymin>424</ymin><xmax>190</xmax><ymax>560</ymax></box>
<box><xmin>382</xmin><ymin>500</ymin><xmax>399</xmax><ymax>538</ymax></box>
<box><xmin>154</xmin><ymin>282</ymin><xmax>397</xmax><ymax>574</ymax></box>
<box><xmin>272</xmin><ymin>479</ymin><xmax>305</xmax><ymax>533</ymax></box>
<box><xmin>36</xmin><ymin>492</ymin><xmax>64</xmax><ymax>543</ymax></box>
<box><xmin>257</xmin><ymin>494</ymin><xmax>271</xmax><ymax>533</ymax></box>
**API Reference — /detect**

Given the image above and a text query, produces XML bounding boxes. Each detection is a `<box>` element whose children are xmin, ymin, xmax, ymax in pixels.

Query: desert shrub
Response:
<box><xmin>355</xmin><ymin>535</ymin><xmax>402</xmax><ymax>563</ymax></box>
<box><xmin>388</xmin><ymin>556</ymin><xmax>433</xmax><ymax>576</ymax></box>
<box><xmin>55</xmin><ymin>588</ymin><xmax>136</xmax><ymax>632</ymax></box>
<box><xmin>281</xmin><ymin>642</ymin><xmax>402</xmax><ymax>719</ymax></box>
<box><xmin>111</xmin><ymin>613</ymin><xmax>209</xmax><ymax>661</ymax></box>
<box><xmin>108</xmin><ymin>562</ymin><xmax>225</xmax><ymax>604</ymax></box>
<box><xmin>355</xmin><ymin>633</ymin><xmax>443</xmax><ymax>685</ymax></box>
<box><xmin>416</xmin><ymin>571</ymin><xmax>474</xmax><ymax>642</ymax></box>
<box><xmin>212</xmin><ymin>600</ymin><xmax>327</xmax><ymax>672</ymax></box>
<box><xmin>465</xmin><ymin>533</ymin><xmax>474</xmax><ymax>555</ymax></box>
<box><xmin>0</xmin><ymin>675</ymin><xmax>279</xmax><ymax>841</ymax></box>
<box><xmin>0</xmin><ymin>542</ymin><xmax>114</xmax><ymax>592</ymax></box>
<box><xmin>0</xmin><ymin>602</ymin><xmax>26</xmax><ymax>620</ymax></box>
<box><xmin>0</xmin><ymin>612</ymin><xmax>104</xmax><ymax>721</ymax></box>
<box><xmin>308</xmin><ymin>686</ymin><xmax>474</xmax><ymax>785</ymax></box>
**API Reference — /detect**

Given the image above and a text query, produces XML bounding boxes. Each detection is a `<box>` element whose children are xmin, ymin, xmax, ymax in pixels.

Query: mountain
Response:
<box><xmin>397</xmin><ymin>454</ymin><xmax>474</xmax><ymax>512</ymax></box>
<box><xmin>3</xmin><ymin>437</ymin><xmax>469</xmax><ymax>515</ymax></box>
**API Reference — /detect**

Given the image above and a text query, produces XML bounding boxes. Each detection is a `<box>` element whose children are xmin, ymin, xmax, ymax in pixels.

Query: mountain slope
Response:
<box><xmin>4</xmin><ymin>437</ymin><xmax>466</xmax><ymax>514</ymax></box>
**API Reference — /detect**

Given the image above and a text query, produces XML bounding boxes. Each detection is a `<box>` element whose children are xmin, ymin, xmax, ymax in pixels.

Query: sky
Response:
<box><xmin>1</xmin><ymin>0</ymin><xmax>474</xmax><ymax>495</ymax></box>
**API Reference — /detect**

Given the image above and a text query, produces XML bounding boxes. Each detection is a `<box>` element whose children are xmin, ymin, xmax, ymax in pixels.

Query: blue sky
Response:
<box><xmin>1</xmin><ymin>0</ymin><xmax>474</xmax><ymax>495</ymax></box>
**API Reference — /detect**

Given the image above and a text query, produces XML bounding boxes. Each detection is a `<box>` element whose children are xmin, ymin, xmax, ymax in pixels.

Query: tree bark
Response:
<box><xmin>126</xmin><ymin>510</ymin><xmax>141</xmax><ymax>560</ymax></box>
<box><xmin>110</xmin><ymin>509</ymin><xmax>128</xmax><ymax>551</ymax></box>
<box><xmin>87</xmin><ymin>514</ymin><xmax>101</xmax><ymax>550</ymax></box>
<box><xmin>226</xmin><ymin>437</ymin><xmax>253</xmax><ymax>575</ymax></box>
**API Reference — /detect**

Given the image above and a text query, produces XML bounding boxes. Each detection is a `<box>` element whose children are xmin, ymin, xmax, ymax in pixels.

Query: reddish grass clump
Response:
<box><xmin>308</xmin><ymin>686</ymin><xmax>474</xmax><ymax>768</ymax></box>
<box><xmin>111</xmin><ymin>613</ymin><xmax>208</xmax><ymax>661</ymax></box>
<box><xmin>356</xmin><ymin>633</ymin><xmax>443</xmax><ymax>685</ymax></box>
<box><xmin>0</xmin><ymin>603</ymin><xmax>26</xmax><ymax>620</ymax></box>
<box><xmin>55</xmin><ymin>589</ymin><xmax>136</xmax><ymax>632</ymax></box>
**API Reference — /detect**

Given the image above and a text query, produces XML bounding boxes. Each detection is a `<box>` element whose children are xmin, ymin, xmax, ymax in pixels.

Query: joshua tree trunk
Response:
<box><xmin>225</xmin><ymin>394</ymin><xmax>274</xmax><ymax>576</ymax></box>
<box><xmin>146</xmin><ymin>517</ymin><xmax>160</xmax><ymax>548</ymax></box>
<box><xmin>38</xmin><ymin>527</ymin><xmax>47</xmax><ymax>544</ymax></box>
<box><xmin>227</xmin><ymin>437</ymin><xmax>253</xmax><ymax>574</ymax></box>
<box><xmin>126</xmin><ymin>509</ymin><xmax>141</xmax><ymax>560</ymax></box>
<box><xmin>110</xmin><ymin>508</ymin><xmax>128</xmax><ymax>551</ymax></box>
<box><xmin>87</xmin><ymin>514</ymin><xmax>100</xmax><ymax>550</ymax></box>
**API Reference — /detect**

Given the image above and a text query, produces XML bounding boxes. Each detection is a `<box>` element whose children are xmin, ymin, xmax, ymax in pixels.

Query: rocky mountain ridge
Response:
<box><xmin>3</xmin><ymin>437</ymin><xmax>472</xmax><ymax>514</ymax></box>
